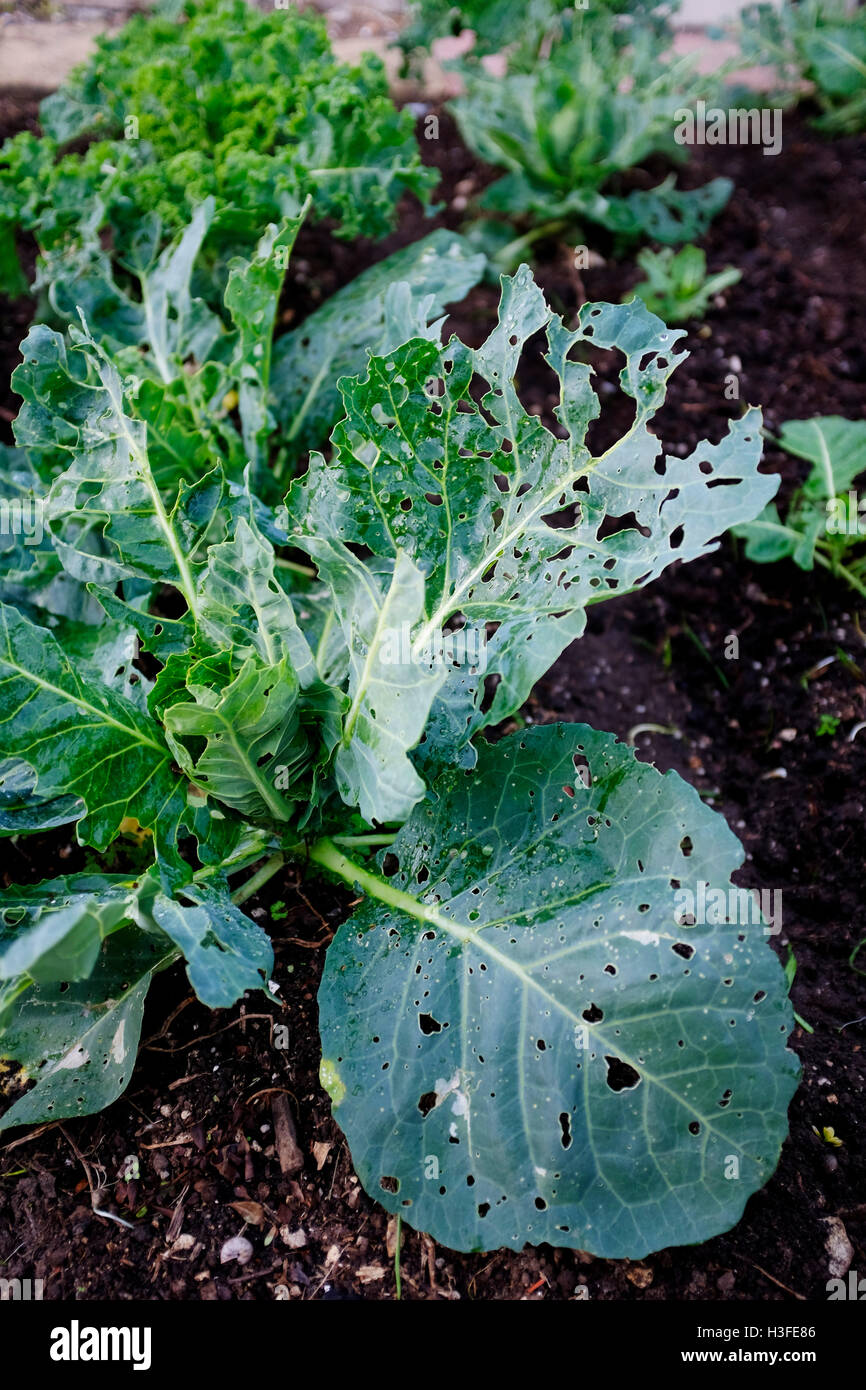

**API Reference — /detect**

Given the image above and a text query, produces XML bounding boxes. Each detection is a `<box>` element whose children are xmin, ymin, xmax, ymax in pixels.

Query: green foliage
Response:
<box><xmin>0</xmin><ymin>0</ymin><xmax>436</xmax><ymax>293</ymax></box>
<box><xmin>398</xmin><ymin>0</ymin><xmax>676</xmax><ymax>70</ymax></box>
<box><xmin>626</xmin><ymin>244</ymin><xmax>741</xmax><ymax>323</ymax></box>
<box><xmin>269</xmin><ymin>230</ymin><xmax>485</xmax><ymax>474</ymax></box>
<box><xmin>741</xmin><ymin>0</ymin><xmax>866</xmax><ymax>134</ymax></box>
<box><xmin>14</xmin><ymin>195</ymin><xmax>483</xmax><ymax>500</ymax></box>
<box><xmin>317</xmin><ymin>725</ymin><xmax>799</xmax><ymax>1258</ymax></box>
<box><xmin>734</xmin><ymin>417</ymin><xmax>866</xmax><ymax>597</ymax></box>
<box><xmin>0</xmin><ymin>225</ymin><xmax>794</xmax><ymax>1257</ymax></box>
<box><xmin>449</xmin><ymin>16</ymin><xmax>731</xmax><ymax>263</ymax></box>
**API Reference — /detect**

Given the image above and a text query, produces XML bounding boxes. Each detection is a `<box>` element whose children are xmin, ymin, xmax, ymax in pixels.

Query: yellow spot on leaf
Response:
<box><xmin>118</xmin><ymin>817</ymin><xmax>153</xmax><ymax>844</ymax></box>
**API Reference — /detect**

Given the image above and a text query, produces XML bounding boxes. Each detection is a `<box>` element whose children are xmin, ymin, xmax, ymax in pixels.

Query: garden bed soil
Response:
<box><xmin>1</xmin><ymin>100</ymin><xmax>865</xmax><ymax>1301</ymax></box>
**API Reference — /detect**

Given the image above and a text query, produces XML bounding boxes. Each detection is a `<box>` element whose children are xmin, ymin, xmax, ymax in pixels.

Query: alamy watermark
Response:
<box><xmin>0</xmin><ymin>497</ymin><xmax>44</xmax><ymax>545</ymax></box>
<box><xmin>0</xmin><ymin>1276</ymin><xmax>43</xmax><ymax>1300</ymax></box>
<box><xmin>674</xmin><ymin>101</ymin><xmax>783</xmax><ymax>158</ymax></box>
<box><xmin>674</xmin><ymin>880</ymin><xmax>783</xmax><ymax>935</ymax></box>
<box><xmin>826</xmin><ymin>491</ymin><xmax>866</xmax><ymax>536</ymax></box>
<box><xmin>827</xmin><ymin>1269</ymin><xmax>866</xmax><ymax>1300</ymax></box>
<box><xmin>378</xmin><ymin>622</ymin><xmax>488</xmax><ymax>673</ymax></box>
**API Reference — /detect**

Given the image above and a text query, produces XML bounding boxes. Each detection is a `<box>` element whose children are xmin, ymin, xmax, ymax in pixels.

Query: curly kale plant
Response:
<box><xmin>0</xmin><ymin>0</ymin><xmax>436</xmax><ymax>296</ymax></box>
<box><xmin>0</xmin><ymin>228</ymin><xmax>797</xmax><ymax>1257</ymax></box>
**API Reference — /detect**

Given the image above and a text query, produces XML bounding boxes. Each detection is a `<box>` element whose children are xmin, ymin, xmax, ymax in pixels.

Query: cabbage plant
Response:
<box><xmin>0</xmin><ymin>227</ymin><xmax>798</xmax><ymax>1258</ymax></box>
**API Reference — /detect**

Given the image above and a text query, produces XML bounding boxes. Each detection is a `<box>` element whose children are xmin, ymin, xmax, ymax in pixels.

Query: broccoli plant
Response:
<box><xmin>625</xmin><ymin>244</ymin><xmax>741</xmax><ymax>324</ymax></box>
<box><xmin>0</xmin><ymin>239</ymin><xmax>797</xmax><ymax>1258</ymax></box>
<box><xmin>0</xmin><ymin>0</ymin><xmax>437</xmax><ymax>296</ymax></box>
<box><xmin>734</xmin><ymin>416</ymin><xmax>866</xmax><ymax>598</ymax></box>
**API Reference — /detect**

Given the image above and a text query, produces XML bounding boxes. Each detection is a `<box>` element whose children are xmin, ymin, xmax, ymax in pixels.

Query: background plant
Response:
<box><xmin>740</xmin><ymin>0</ymin><xmax>866</xmax><ymax>135</ymax></box>
<box><xmin>398</xmin><ymin>0</ymin><xmax>677</xmax><ymax>73</ymax></box>
<box><xmin>734</xmin><ymin>416</ymin><xmax>866</xmax><ymax>597</ymax></box>
<box><xmin>626</xmin><ymin>243</ymin><xmax>742</xmax><ymax>323</ymax></box>
<box><xmin>448</xmin><ymin>13</ymin><xmax>733</xmax><ymax>271</ymax></box>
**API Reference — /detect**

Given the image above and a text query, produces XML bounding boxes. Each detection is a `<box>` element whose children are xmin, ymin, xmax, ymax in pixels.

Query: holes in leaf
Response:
<box><xmin>534</xmin><ymin>1197</ymin><xmax>547</xmax><ymax>1211</ymax></box>
<box><xmin>688</xmin><ymin>1121</ymin><xmax>701</xmax><ymax>1136</ymax></box>
<box><xmin>679</xmin><ymin>836</ymin><xmax>693</xmax><ymax>858</ymax></box>
<box><xmin>582</xmin><ymin>1002</ymin><xmax>604</xmax><ymax>1023</ymax></box>
<box><xmin>382</xmin><ymin>853</ymin><xmax>399</xmax><ymax>877</ymax></box>
<box><xmin>598</xmin><ymin>510</ymin><xmax>650</xmax><ymax>541</ymax></box>
<box><xmin>418</xmin><ymin>1013</ymin><xmax>442</xmax><ymax>1035</ymax></box>
<box><xmin>753</xmin><ymin>990</ymin><xmax>766</xmax><ymax>1003</ymax></box>
<box><xmin>718</xmin><ymin>1089</ymin><xmax>732</xmax><ymax>1108</ymax></box>
<box><xmin>417</xmin><ymin>1091</ymin><xmax>437</xmax><ymax>1117</ymax></box>
<box><xmin>380</xmin><ymin>1175</ymin><xmax>400</xmax><ymax>1194</ymax></box>
<box><xmin>604</xmin><ymin>963</ymin><xmax>616</xmax><ymax>975</ymax></box>
<box><xmin>536</xmin><ymin>1039</ymin><xmax>547</xmax><ymax>1051</ymax></box>
<box><xmin>477</xmin><ymin>1203</ymin><xmax>490</xmax><ymax>1219</ymax></box>
<box><xmin>425</xmin><ymin>493</ymin><xmax>443</xmax><ymax>506</ymax></box>
<box><xmin>559</xmin><ymin>1113</ymin><xmax>572</xmax><ymax>1150</ymax></box>
<box><xmin>466</xmin><ymin>1175</ymin><xmax>475</xmax><ymax>1187</ymax></box>
<box><xmin>604</xmin><ymin>1056</ymin><xmax>641</xmax><ymax>1091</ymax></box>
<box><xmin>672</xmin><ymin>941</ymin><xmax>694</xmax><ymax>960</ymax></box>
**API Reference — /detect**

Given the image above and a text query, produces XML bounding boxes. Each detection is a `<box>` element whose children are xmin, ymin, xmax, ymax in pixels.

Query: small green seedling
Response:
<box><xmin>735</xmin><ymin>417</ymin><xmax>866</xmax><ymax>596</ymax></box>
<box><xmin>811</xmin><ymin>1124</ymin><xmax>843</xmax><ymax>1147</ymax></box>
<box><xmin>626</xmin><ymin>244</ymin><xmax>741</xmax><ymax>324</ymax></box>
<box><xmin>815</xmin><ymin>713</ymin><xmax>841</xmax><ymax>736</ymax></box>
<box><xmin>784</xmin><ymin>945</ymin><xmax>815</xmax><ymax>1033</ymax></box>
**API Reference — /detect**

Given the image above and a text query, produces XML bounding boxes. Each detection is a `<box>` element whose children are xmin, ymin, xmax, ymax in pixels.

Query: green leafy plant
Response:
<box><xmin>734</xmin><ymin>417</ymin><xmax>866</xmax><ymax>597</ymax></box>
<box><xmin>815</xmin><ymin>713</ymin><xmax>840</xmax><ymax>736</ymax></box>
<box><xmin>449</xmin><ymin>17</ymin><xmax>732</xmax><ymax>271</ymax></box>
<box><xmin>0</xmin><ymin>242</ymin><xmax>797</xmax><ymax>1258</ymax></box>
<box><xmin>22</xmin><ymin>199</ymin><xmax>484</xmax><ymax>494</ymax></box>
<box><xmin>0</xmin><ymin>0</ymin><xmax>436</xmax><ymax>295</ymax></box>
<box><xmin>398</xmin><ymin>0</ymin><xmax>676</xmax><ymax>72</ymax></box>
<box><xmin>626</xmin><ymin>244</ymin><xmax>741</xmax><ymax>323</ymax></box>
<box><xmin>740</xmin><ymin>0</ymin><xmax>866</xmax><ymax>134</ymax></box>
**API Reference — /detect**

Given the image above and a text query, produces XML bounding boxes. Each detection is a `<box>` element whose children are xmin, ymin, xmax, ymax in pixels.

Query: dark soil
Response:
<box><xmin>1</xmin><ymin>96</ymin><xmax>865</xmax><ymax>1302</ymax></box>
